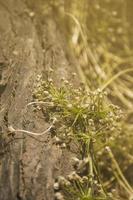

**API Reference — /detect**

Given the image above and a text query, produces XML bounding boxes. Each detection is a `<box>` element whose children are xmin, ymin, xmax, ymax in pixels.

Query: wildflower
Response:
<box><xmin>67</xmin><ymin>104</ymin><xmax>73</xmax><ymax>109</ymax></box>
<box><xmin>43</xmin><ymin>91</ymin><xmax>49</xmax><ymax>96</ymax></box>
<box><xmin>64</xmin><ymin>80</ymin><xmax>69</xmax><ymax>85</ymax></box>
<box><xmin>61</xmin><ymin>143</ymin><xmax>66</xmax><ymax>148</ymax></box>
<box><xmin>48</xmin><ymin>78</ymin><xmax>53</xmax><ymax>83</ymax></box>
<box><xmin>54</xmin><ymin>136</ymin><xmax>61</xmax><ymax>144</ymax></box>
<box><xmin>54</xmin><ymin>182</ymin><xmax>60</xmax><ymax>190</ymax></box>
<box><xmin>54</xmin><ymin>192</ymin><xmax>64</xmax><ymax>200</ymax></box>
<box><xmin>67</xmin><ymin>171</ymin><xmax>81</xmax><ymax>181</ymax></box>
<box><xmin>57</xmin><ymin>176</ymin><xmax>67</xmax><ymax>186</ymax></box>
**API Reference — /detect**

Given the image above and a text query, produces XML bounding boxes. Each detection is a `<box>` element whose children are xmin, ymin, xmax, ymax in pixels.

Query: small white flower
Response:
<box><xmin>53</xmin><ymin>182</ymin><xmax>59</xmax><ymax>190</ymax></box>
<box><xmin>54</xmin><ymin>192</ymin><xmax>64</xmax><ymax>200</ymax></box>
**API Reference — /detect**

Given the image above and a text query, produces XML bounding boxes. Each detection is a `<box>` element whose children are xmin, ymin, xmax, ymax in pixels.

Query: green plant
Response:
<box><xmin>33</xmin><ymin>72</ymin><xmax>123</xmax><ymax>200</ymax></box>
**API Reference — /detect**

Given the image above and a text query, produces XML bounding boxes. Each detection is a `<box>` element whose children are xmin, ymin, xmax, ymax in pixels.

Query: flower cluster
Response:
<box><xmin>34</xmin><ymin>74</ymin><xmax>122</xmax><ymax>149</ymax></box>
<box><xmin>33</xmin><ymin>73</ymin><xmax>123</xmax><ymax>200</ymax></box>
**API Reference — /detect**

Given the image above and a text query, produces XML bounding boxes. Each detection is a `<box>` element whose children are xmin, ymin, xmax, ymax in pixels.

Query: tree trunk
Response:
<box><xmin>0</xmin><ymin>1</ymin><xmax>76</xmax><ymax>199</ymax></box>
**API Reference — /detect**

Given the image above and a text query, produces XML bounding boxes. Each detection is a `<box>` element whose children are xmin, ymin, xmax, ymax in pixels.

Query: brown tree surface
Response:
<box><xmin>0</xmin><ymin>1</ymin><xmax>77</xmax><ymax>199</ymax></box>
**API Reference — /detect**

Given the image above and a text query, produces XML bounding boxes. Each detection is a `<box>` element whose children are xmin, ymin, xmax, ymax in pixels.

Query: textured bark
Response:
<box><xmin>0</xmin><ymin>1</ymin><xmax>76</xmax><ymax>199</ymax></box>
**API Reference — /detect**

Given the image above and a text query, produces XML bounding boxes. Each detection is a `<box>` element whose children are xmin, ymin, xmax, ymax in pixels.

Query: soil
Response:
<box><xmin>0</xmin><ymin>1</ymin><xmax>78</xmax><ymax>199</ymax></box>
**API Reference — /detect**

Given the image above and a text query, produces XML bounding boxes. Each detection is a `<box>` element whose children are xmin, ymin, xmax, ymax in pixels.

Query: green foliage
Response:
<box><xmin>34</xmin><ymin>73</ymin><xmax>123</xmax><ymax>200</ymax></box>
<box><xmin>34</xmin><ymin>74</ymin><xmax>122</xmax><ymax>149</ymax></box>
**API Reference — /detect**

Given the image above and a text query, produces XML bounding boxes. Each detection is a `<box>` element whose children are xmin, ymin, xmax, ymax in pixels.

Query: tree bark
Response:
<box><xmin>0</xmin><ymin>1</ymin><xmax>76</xmax><ymax>199</ymax></box>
